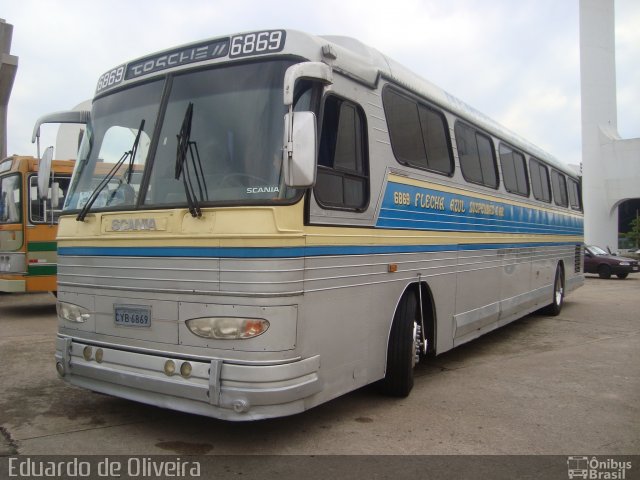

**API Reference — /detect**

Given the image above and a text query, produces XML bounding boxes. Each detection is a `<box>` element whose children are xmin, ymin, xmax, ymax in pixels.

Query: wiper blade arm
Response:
<box><xmin>126</xmin><ymin>119</ymin><xmax>145</xmax><ymax>184</ymax></box>
<box><xmin>76</xmin><ymin>119</ymin><xmax>145</xmax><ymax>221</ymax></box>
<box><xmin>175</xmin><ymin>103</ymin><xmax>205</xmax><ymax>218</ymax></box>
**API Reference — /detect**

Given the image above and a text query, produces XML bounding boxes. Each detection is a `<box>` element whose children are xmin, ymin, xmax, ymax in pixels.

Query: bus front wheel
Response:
<box><xmin>380</xmin><ymin>289</ymin><xmax>419</xmax><ymax>397</ymax></box>
<box><xmin>541</xmin><ymin>265</ymin><xmax>564</xmax><ymax>316</ymax></box>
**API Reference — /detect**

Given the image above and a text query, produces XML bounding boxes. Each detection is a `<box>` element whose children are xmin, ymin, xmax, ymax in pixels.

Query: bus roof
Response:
<box><xmin>94</xmin><ymin>28</ymin><xmax>575</xmax><ymax>178</ymax></box>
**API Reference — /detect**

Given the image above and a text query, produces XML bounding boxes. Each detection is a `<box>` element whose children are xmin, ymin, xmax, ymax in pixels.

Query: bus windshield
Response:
<box><xmin>64</xmin><ymin>60</ymin><xmax>300</xmax><ymax>213</ymax></box>
<box><xmin>0</xmin><ymin>174</ymin><xmax>21</xmax><ymax>224</ymax></box>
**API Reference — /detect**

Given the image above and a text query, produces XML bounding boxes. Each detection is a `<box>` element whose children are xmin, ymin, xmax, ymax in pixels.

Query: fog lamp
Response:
<box><xmin>95</xmin><ymin>348</ymin><xmax>104</xmax><ymax>363</ymax></box>
<box><xmin>56</xmin><ymin>362</ymin><xmax>65</xmax><ymax>377</ymax></box>
<box><xmin>164</xmin><ymin>360</ymin><xmax>176</xmax><ymax>376</ymax></box>
<box><xmin>185</xmin><ymin>317</ymin><xmax>269</xmax><ymax>340</ymax></box>
<box><xmin>180</xmin><ymin>362</ymin><xmax>192</xmax><ymax>378</ymax></box>
<box><xmin>83</xmin><ymin>346</ymin><xmax>92</xmax><ymax>361</ymax></box>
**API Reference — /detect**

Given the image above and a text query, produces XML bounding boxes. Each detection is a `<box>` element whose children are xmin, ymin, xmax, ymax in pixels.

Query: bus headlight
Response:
<box><xmin>185</xmin><ymin>317</ymin><xmax>269</xmax><ymax>340</ymax></box>
<box><xmin>57</xmin><ymin>301</ymin><xmax>91</xmax><ymax>323</ymax></box>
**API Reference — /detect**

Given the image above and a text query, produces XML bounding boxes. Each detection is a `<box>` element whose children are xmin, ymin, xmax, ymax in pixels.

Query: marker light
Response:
<box><xmin>186</xmin><ymin>317</ymin><xmax>270</xmax><ymax>340</ymax></box>
<box><xmin>57</xmin><ymin>302</ymin><xmax>91</xmax><ymax>323</ymax></box>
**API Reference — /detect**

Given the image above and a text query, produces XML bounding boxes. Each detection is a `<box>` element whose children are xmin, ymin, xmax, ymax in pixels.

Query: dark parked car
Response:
<box><xmin>584</xmin><ymin>245</ymin><xmax>640</xmax><ymax>279</ymax></box>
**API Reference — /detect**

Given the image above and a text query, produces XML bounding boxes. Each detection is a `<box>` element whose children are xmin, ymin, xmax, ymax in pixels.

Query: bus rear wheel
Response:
<box><xmin>380</xmin><ymin>289</ymin><xmax>419</xmax><ymax>397</ymax></box>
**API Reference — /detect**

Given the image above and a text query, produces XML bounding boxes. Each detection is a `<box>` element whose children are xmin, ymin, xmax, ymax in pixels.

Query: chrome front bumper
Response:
<box><xmin>55</xmin><ymin>335</ymin><xmax>322</xmax><ymax>421</ymax></box>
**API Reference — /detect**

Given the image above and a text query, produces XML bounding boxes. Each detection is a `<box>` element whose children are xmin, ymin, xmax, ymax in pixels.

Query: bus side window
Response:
<box><xmin>499</xmin><ymin>144</ymin><xmax>529</xmax><ymax>197</ymax></box>
<box><xmin>455</xmin><ymin>122</ymin><xmax>498</xmax><ymax>188</ymax></box>
<box><xmin>315</xmin><ymin>95</ymin><xmax>369</xmax><ymax>210</ymax></box>
<box><xmin>567</xmin><ymin>178</ymin><xmax>582</xmax><ymax>211</ymax></box>
<box><xmin>530</xmin><ymin>158</ymin><xmax>551</xmax><ymax>203</ymax></box>
<box><xmin>551</xmin><ymin>170</ymin><xmax>568</xmax><ymax>207</ymax></box>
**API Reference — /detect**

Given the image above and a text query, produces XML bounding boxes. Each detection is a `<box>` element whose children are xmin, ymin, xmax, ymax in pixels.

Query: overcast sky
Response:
<box><xmin>3</xmin><ymin>0</ymin><xmax>639</xmax><ymax>168</ymax></box>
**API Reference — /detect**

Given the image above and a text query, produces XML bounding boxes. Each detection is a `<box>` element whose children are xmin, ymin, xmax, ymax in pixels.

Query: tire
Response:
<box><xmin>541</xmin><ymin>266</ymin><xmax>564</xmax><ymax>316</ymax></box>
<box><xmin>616</xmin><ymin>273</ymin><xmax>629</xmax><ymax>279</ymax></box>
<box><xmin>598</xmin><ymin>264</ymin><xmax>611</xmax><ymax>279</ymax></box>
<box><xmin>380</xmin><ymin>290</ymin><xmax>419</xmax><ymax>397</ymax></box>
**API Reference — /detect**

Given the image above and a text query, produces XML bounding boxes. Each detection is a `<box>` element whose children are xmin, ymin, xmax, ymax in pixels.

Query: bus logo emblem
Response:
<box><xmin>110</xmin><ymin>218</ymin><xmax>158</xmax><ymax>232</ymax></box>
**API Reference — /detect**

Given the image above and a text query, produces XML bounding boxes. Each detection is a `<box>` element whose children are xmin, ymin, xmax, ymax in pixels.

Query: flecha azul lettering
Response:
<box><xmin>449</xmin><ymin>198</ymin><xmax>466</xmax><ymax>213</ymax></box>
<box><xmin>414</xmin><ymin>193</ymin><xmax>445</xmax><ymax>211</ymax></box>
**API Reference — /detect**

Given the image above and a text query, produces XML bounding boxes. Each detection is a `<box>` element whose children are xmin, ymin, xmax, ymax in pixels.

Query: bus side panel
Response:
<box><xmin>300</xmin><ymin>249</ymin><xmax>457</xmax><ymax>394</ymax></box>
<box><xmin>25</xmin><ymin>224</ymin><xmax>59</xmax><ymax>292</ymax></box>
<box><xmin>498</xmin><ymin>246</ymin><xmax>533</xmax><ymax>320</ymax></box>
<box><xmin>453</xmin><ymin>247</ymin><xmax>503</xmax><ymax>340</ymax></box>
<box><xmin>0</xmin><ymin>227</ymin><xmax>26</xmax><ymax>292</ymax></box>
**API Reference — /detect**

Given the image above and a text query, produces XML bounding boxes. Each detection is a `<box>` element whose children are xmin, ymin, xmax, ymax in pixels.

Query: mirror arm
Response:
<box><xmin>285</xmin><ymin>105</ymin><xmax>294</xmax><ymax>160</ymax></box>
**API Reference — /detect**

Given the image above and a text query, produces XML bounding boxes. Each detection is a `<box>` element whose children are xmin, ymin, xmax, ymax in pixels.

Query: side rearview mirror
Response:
<box><xmin>37</xmin><ymin>146</ymin><xmax>54</xmax><ymax>200</ymax></box>
<box><xmin>283</xmin><ymin>112</ymin><xmax>317</xmax><ymax>188</ymax></box>
<box><xmin>283</xmin><ymin>62</ymin><xmax>332</xmax><ymax>107</ymax></box>
<box><xmin>51</xmin><ymin>182</ymin><xmax>61</xmax><ymax>208</ymax></box>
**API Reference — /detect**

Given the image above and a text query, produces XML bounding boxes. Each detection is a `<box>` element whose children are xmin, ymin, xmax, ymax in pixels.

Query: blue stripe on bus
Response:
<box><xmin>58</xmin><ymin>242</ymin><xmax>580</xmax><ymax>259</ymax></box>
<box><xmin>377</xmin><ymin>182</ymin><xmax>584</xmax><ymax>235</ymax></box>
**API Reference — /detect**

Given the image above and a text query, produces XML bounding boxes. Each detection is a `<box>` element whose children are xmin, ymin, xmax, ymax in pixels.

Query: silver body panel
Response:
<box><xmin>55</xmin><ymin>29</ymin><xmax>584</xmax><ymax>420</ymax></box>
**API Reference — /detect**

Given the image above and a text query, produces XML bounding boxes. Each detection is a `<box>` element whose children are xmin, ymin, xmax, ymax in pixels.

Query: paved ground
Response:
<box><xmin>0</xmin><ymin>276</ymin><xmax>638</xmax><ymax>456</ymax></box>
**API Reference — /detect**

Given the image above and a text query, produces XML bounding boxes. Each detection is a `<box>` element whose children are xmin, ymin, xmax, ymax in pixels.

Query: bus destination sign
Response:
<box><xmin>95</xmin><ymin>30</ymin><xmax>286</xmax><ymax>94</ymax></box>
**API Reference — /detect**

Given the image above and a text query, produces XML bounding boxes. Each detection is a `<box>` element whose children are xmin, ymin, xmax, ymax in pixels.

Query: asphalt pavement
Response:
<box><xmin>0</xmin><ymin>276</ymin><xmax>638</xmax><ymax>458</ymax></box>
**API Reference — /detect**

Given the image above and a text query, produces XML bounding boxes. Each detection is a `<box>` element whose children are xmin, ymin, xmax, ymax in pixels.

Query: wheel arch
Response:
<box><xmin>388</xmin><ymin>281</ymin><xmax>437</xmax><ymax>356</ymax></box>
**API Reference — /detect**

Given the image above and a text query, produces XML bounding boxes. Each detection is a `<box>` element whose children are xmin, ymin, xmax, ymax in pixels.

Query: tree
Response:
<box><xmin>624</xmin><ymin>214</ymin><xmax>640</xmax><ymax>249</ymax></box>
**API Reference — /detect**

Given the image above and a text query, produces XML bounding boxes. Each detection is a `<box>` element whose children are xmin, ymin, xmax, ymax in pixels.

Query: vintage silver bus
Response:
<box><xmin>52</xmin><ymin>29</ymin><xmax>584</xmax><ymax>420</ymax></box>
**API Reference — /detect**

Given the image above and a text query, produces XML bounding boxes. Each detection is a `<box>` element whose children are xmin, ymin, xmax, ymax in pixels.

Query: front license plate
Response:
<box><xmin>633</xmin><ymin>266</ymin><xmax>639</xmax><ymax>271</ymax></box>
<box><xmin>115</xmin><ymin>305</ymin><xmax>151</xmax><ymax>327</ymax></box>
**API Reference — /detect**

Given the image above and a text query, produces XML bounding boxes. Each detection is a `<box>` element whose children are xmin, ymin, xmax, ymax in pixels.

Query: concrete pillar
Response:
<box><xmin>580</xmin><ymin>0</ymin><xmax>640</xmax><ymax>251</ymax></box>
<box><xmin>0</xmin><ymin>19</ymin><xmax>18</xmax><ymax>159</ymax></box>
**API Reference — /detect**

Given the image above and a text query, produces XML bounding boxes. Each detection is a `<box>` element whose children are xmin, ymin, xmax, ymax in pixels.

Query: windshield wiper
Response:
<box><xmin>175</xmin><ymin>103</ymin><xmax>207</xmax><ymax>218</ymax></box>
<box><xmin>76</xmin><ymin>119</ymin><xmax>145</xmax><ymax>221</ymax></box>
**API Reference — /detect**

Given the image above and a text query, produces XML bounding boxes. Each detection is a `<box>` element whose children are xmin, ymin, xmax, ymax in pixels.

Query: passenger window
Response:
<box><xmin>455</xmin><ymin>122</ymin><xmax>498</xmax><ymax>188</ymax></box>
<box><xmin>499</xmin><ymin>144</ymin><xmax>529</xmax><ymax>196</ymax></box>
<box><xmin>551</xmin><ymin>170</ymin><xmax>568</xmax><ymax>207</ymax></box>
<box><xmin>530</xmin><ymin>158</ymin><xmax>551</xmax><ymax>203</ymax></box>
<box><xmin>418</xmin><ymin>105</ymin><xmax>453</xmax><ymax>174</ymax></box>
<box><xmin>567</xmin><ymin>178</ymin><xmax>582</xmax><ymax>211</ymax></box>
<box><xmin>383</xmin><ymin>88</ymin><xmax>453</xmax><ymax>175</ymax></box>
<box><xmin>315</xmin><ymin>95</ymin><xmax>369</xmax><ymax>210</ymax></box>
